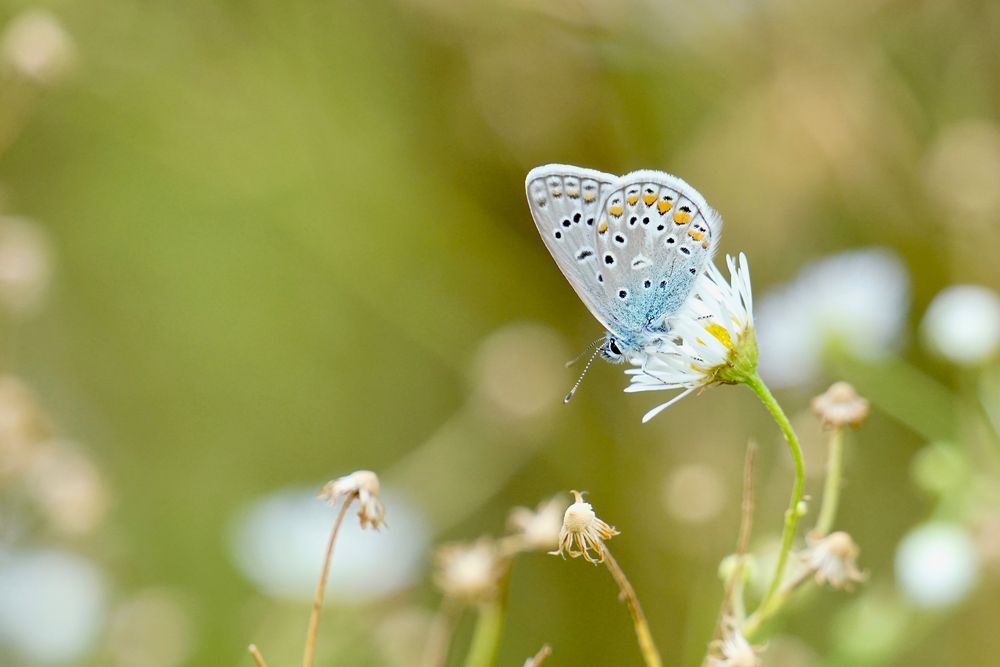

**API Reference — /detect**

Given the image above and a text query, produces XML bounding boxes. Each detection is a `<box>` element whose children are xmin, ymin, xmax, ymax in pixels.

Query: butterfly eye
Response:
<box><xmin>609</xmin><ymin>339</ymin><xmax>622</xmax><ymax>356</ymax></box>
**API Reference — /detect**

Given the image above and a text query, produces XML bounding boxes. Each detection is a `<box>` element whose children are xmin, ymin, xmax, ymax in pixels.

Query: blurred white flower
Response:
<box><xmin>0</xmin><ymin>549</ymin><xmax>106</xmax><ymax>663</ymax></box>
<box><xmin>757</xmin><ymin>248</ymin><xmax>910</xmax><ymax>387</ymax></box>
<box><xmin>0</xmin><ymin>9</ymin><xmax>75</xmax><ymax>85</ymax></box>
<box><xmin>506</xmin><ymin>496</ymin><xmax>565</xmax><ymax>553</ymax></box>
<box><xmin>26</xmin><ymin>441</ymin><xmax>110</xmax><ymax>536</ymax></box>
<box><xmin>0</xmin><ymin>217</ymin><xmax>52</xmax><ymax>318</ymax></box>
<box><xmin>626</xmin><ymin>254</ymin><xmax>756</xmax><ymax>422</ymax></box>
<box><xmin>230</xmin><ymin>486</ymin><xmax>428</xmax><ymax>602</ymax></box>
<box><xmin>921</xmin><ymin>285</ymin><xmax>1000</xmax><ymax>365</ymax></box>
<box><xmin>895</xmin><ymin>522</ymin><xmax>978</xmax><ymax>608</ymax></box>
<box><xmin>107</xmin><ymin>589</ymin><xmax>194</xmax><ymax>667</ymax></box>
<box><xmin>434</xmin><ymin>538</ymin><xmax>505</xmax><ymax>603</ymax></box>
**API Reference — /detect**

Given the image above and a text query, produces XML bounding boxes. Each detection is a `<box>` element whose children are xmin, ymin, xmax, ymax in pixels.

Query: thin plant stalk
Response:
<box><xmin>744</xmin><ymin>372</ymin><xmax>805</xmax><ymax>618</ymax></box>
<box><xmin>741</xmin><ymin>566</ymin><xmax>816</xmax><ymax>639</ymax></box>
<box><xmin>713</xmin><ymin>441</ymin><xmax>757</xmax><ymax>639</ymax></box>
<box><xmin>524</xmin><ymin>644</ymin><xmax>553</xmax><ymax>667</ymax></box>
<box><xmin>603</xmin><ymin>547</ymin><xmax>663</xmax><ymax>667</ymax></box>
<box><xmin>248</xmin><ymin>644</ymin><xmax>268</xmax><ymax>667</ymax></box>
<box><xmin>420</xmin><ymin>598</ymin><xmax>460</xmax><ymax>667</ymax></box>
<box><xmin>814</xmin><ymin>427</ymin><xmax>845</xmax><ymax>536</ymax></box>
<box><xmin>302</xmin><ymin>497</ymin><xmax>353</xmax><ymax>667</ymax></box>
<box><xmin>462</xmin><ymin>601</ymin><xmax>506</xmax><ymax>667</ymax></box>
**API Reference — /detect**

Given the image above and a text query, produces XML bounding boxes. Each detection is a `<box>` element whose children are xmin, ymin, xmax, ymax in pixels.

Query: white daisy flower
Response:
<box><xmin>626</xmin><ymin>253</ymin><xmax>756</xmax><ymax>422</ymax></box>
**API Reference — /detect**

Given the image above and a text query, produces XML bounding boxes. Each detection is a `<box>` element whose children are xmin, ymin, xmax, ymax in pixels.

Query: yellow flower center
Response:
<box><xmin>705</xmin><ymin>323</ymin><xmax>734</xmax><ymax>349</ymax></box>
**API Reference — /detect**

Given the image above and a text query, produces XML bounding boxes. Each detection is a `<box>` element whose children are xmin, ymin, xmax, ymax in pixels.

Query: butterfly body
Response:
<box><xmin>526</xmin><ymin>164</ymin><xmax>722</xmax><ymax>362</ymax></box>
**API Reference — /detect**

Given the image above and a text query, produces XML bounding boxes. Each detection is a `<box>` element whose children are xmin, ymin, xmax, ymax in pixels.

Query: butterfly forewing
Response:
<box><xmin>526</xmin><ymin>164</ymin><xmax>623</xmax><ymax>333</ymax></box>
<box><xmin>527</xmin><ymin>165</ymin><xmax>722</xmax><ymax>343</ymax></box>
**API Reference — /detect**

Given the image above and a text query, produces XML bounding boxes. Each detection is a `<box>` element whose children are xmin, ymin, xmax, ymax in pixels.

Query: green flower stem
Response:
<box><xmin>603</xmin><ymin>548</ymin><xmax>663</xmax><ymax>667</ymax></box>
<box><xmin>815</xmin><ymin>427</ymin><xmax>845</xmax><ymax>536</ymax></box>
<box><xmin>741</xmin><ymin>566</ymin><xmax>815</xmax><ymax>639</ymax></box>
<box><xmin>743</xmin><ymin>372</ymin><xmax>805</xmax><ymax>625</ymax></box>
<box><xmin>462</xmin><ymin>601</ymin><xmax>506</xmax><ymax>667</ymax></box>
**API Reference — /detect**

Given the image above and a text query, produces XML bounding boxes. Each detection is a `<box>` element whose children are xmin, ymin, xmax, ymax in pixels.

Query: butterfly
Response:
<box><xmin>525</xmin><ymin>164</ymin><xmax>723</xmax><ymax>396</ymax></box>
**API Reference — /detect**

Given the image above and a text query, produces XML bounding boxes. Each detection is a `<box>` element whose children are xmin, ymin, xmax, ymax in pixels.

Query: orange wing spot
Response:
<box><xmin>687</xmin><ymin>230</ymin><xmax>705</xmax><ymax>242</ymax></box>
<box><xmin>643</xmin><ymin>193</ymin><xmax>657</xmax><ymax>206</ymax></box>
<box><xmin>673</xmin><ymin>210</ymin><xmax>692</xmax><ymax>224</ymax></box>
<box><xmin>626</xmin><ymin>194</ymin><xmax>639</xmax><ymax>205</ymax></box>
<box><xmin>657</xmin><ymin>200</ymin><xmax>673</xmax><ymax>214</ymax></box>
<box><xmin>583</xmin><ymin>193</ymin><xmax>596</xmax><ymax>202</ymax></box>
<box><xmin>702</xmin><ymin>239</ymin><xmax>710</xmax><ymax>249</ymax></box>
<box><xmin>608</xmin><ymin>205</ymin><xmax>624</xmax><ymax>217</ymax></box>
<box><xmin>598</xmin><ymin>221</ymin><xmax>608</xmax><ymax>234</ymax></box>
<box><xmin>536</xmin><ymin>197</ymin><xmax>546</xmax><ymax>206</ymax></box>
<box><xmin>567</xmin><ymin>189</ymin><xmax>579</xmax><ymax>199</ymax></box>
<box><xmin>552</xmin><ymin>189</ymin><xmax>562</xmax><ymax>198</ymax></box>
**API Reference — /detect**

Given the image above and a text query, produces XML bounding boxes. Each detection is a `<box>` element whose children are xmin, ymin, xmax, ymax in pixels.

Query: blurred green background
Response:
<box><xmin>2</xmin><ymin>0</ymin><xmax>1000</xmax><ymax>666</ymax></box>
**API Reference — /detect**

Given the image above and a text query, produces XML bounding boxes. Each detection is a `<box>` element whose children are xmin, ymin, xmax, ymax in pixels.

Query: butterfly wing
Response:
<box><xmin>525</xmin><ymin>164</ymin><xmax>625</xmax><ymax>334</ymax></box>
<box><xmin>592</xmin><ymin>170</ymin><xmax>723</xmax><ymax>335</ymax></box>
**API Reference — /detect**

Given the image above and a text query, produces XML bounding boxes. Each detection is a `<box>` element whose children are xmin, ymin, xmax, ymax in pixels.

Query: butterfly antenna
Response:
<box><xmin>564</xmin><ymin>347</ymin><xmax>602</xmax><ymax>403</ymax></box>
<box><xmin>565</xmin><ymin>336</ymin><xmax>604</xmax><ymax>368</ymax></box>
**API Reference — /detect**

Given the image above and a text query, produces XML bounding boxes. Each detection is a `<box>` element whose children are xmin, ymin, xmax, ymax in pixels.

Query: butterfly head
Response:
<box><xmin>600</xmin><ymin>335</ymin><xmax>628</xmax><ymax>364</ymax></box>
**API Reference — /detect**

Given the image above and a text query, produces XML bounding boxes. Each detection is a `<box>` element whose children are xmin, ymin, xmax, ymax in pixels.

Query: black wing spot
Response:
<box><xmin>562</xmin><ymin>219</ymin><xmax>571</xmax><ymax>228</ymax></box>
<box><xmin>642</xmin><ymin>217</ymin><xmax>650</xmax><ymax>225</ymax></box>
<box><xmin>573</xmin><ymin>212</ymin><xmax>582</xmax><ymax>223</ymax></box>
<box><xmin>666</xmin><ymin>237</ymin><xmax>675</xmax><ymax>244</ymax></box>
<box><xmin>656</xmin><ymin>224</ymin><xmax>665</xmax><ymax>231</ymax></box>
<box><xmin>554</xmin><ymin>231</ymin><xmax>562</xmax><ymax>239</ymax></box>
<box><xmin>645</xmin><ymin>188</ymin><xmax>655</xmax><ymax>193</ymax></box>
<box><xmin>577</xmin><ymin>249</ymin><xmax>594</xmax><ymax>261</ymax></box>
<box><xmin>689</xmin><ymin>268</ymin><xmax>697</xmax><ymax>274</ymax></box>
<box><xmin>629</xmin><ymin>216</ymin><xmax>637</xmax><ymax>226</ymax></box>
<box><xmin>597</xmin><ymin>273</ymin><xmax>604</xmax><ymax>283</ymax></box>
<box><xmin>680</xmin><ymin>205</ymin><xmax>692</xmax><ymax>213</ymax></box>
<box><xmin>618</xmin><ymin>289</ymin><xmax>628</xmax><ymax>299</ymax></box>
<box><xmin>614</xmin><ymin>234</ymin><xmax>626</xmax><ymax>244</ymax></box>
<box><xmin>680</xmin><ymin>246</ymin><xmax>691</xmax><ymax>255</ymax></box>
<box><xmin>659</xmin><ymin>280</ymin><xmax>667</xmax><ymax>288</ymax></box>
<box><xmin>604</xmin><ymin>254</ymin><xmax>615</xmax><ymax>265</ymax></box>
<box><xmin>586</xmin><ymin>217</ymin><xmax>594</xmax><ymax>226</ymax></box>
<box><xmin>643</xmin><ymin>280</ymin><xmax>651</xmax><ymax>288</ymax></box>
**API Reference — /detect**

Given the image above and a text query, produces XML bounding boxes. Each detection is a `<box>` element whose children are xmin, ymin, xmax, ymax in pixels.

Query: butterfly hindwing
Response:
<box><xmin>595</xmin><ymin>170</ymin><xmax>722</xmax><ymax>332</ymax></box>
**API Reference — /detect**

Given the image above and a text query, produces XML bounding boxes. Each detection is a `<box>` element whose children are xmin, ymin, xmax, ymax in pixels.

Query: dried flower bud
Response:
<box><xmin>550</xmin><ymin>490</ymin><xmax>619</xmax><ymax>564</ymax></box>
<box><xmin>319</xmin><ymin>470</ymin><xmax>385</xmax><ymax>530</ymax></box>
<box><xmin>801</xmin><ymin>531</ymin><xmax>865</xmax><ymax>590</ymax></box>
<box><xmin>708</xmin><ymin>618</ymin><xmax>763</xmax><ymax>667</ymax></box>
<box><xmin>811</xmin><ymin>381</ymin><xmax>869</xmax><ymax>429</ymax></box>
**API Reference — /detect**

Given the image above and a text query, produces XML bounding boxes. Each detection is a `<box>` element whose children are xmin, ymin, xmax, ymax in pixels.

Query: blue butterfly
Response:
<box><xmin>526</xmin><ymin>165</ymin><xmax>722</xmax><ymax>396</ymax></box>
